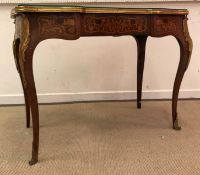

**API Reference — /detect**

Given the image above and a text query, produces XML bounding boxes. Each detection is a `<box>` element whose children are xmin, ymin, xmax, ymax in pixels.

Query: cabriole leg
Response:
<box><xmin>134</xmin><ymin>35</ymin><xmax>148</xmax><ymax>109</ymax></box>
<box><xmin>17</xmin><ymin>15</ymin><xmax>40</xmax><ymax>165</ymax></box>
<box><xmin>22</xmin><ymin>45</ymin><xmax>39</xmax><ymax>165</ymax></box>
<box><xmin>13</xmin><ymin>38</ymin><xmax>31</xmax><ymax>128</ymax></box>
<box><xmin>172</xmin><ymin>18</ymin><xmax>193</xmax><ymax>130</ymax></box>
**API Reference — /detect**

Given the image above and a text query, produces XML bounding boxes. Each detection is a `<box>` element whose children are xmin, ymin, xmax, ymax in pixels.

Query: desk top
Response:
<box><xmin>12</xmin><ymin>4</ymin><xmax>188</xmax><ymax>16</ymax></box>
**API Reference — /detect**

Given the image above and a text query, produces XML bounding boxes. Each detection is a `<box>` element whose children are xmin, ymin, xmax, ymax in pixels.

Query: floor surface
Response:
<box><xmin>0</xmin><ymin>100</ymin><xmax>200</xmax><ymax>175</ymax></box>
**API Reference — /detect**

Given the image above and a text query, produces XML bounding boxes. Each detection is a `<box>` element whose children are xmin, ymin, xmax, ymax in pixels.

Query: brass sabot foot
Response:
<box><xmin>29</xmin><ymin>158</ymin><xmax>38</xmax><ymax>166</ymax></box>
<box><xmin>173</xmin><ymin>118</ymin><xmax>181</xmax><ymax>130</ymax></box>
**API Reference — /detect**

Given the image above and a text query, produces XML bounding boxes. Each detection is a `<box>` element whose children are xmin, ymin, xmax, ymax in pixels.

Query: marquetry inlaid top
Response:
<box><xmin>11</xmin><ymin>4</ymin><xmax>188</xmax><ymax>17</ymax></box>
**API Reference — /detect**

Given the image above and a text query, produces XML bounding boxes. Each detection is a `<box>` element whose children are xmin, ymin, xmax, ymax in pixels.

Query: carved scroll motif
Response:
<box><xmin>38</xmin><ymin>16</ymin><xmax>78</xmax><ymax>38</ymax></box>
<box><xmin>153</xmin><ymin>16</ymin><xmax>178</xmax><ymax>35</ymax></box>
<box><xmin>83</xmin><ymin>15</ymin><xmax>147</xmax><ymax>34</ymax></box>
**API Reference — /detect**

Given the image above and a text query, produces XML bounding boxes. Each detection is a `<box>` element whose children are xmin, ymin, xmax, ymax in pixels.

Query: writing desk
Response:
<box><xmin>12</xmin><ymin>5</ymin><xmax>193</xmax><ymax>165</ymax></box>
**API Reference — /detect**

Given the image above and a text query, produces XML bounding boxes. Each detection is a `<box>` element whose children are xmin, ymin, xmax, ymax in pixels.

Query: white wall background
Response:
<box><xmin>0</xmin><ymin>1</ymin><xmax>200</xmax><ymax>104</ymax></box>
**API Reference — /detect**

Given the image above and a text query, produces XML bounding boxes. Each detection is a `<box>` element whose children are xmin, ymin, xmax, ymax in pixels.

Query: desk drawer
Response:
<box><xmin>151</xmin><ymin>15</ymin><xmax>183</xmax><ymax>37</ymax></box>
<box><xmin>36</xmin><ymin>13</ymin><xmax>80</xmax><ymax>40</ymax></box>
<box><xmin>81</xmin><ymin>14</ymin><xmax>149</xmax><ymax>36</ymax></box>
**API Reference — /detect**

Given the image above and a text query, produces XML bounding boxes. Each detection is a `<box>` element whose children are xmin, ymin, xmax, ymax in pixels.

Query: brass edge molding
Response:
<box><xmin>85</xmin><ymin>8</ymin><xmax>188</xmax><ymax>15</ymax></box>
<box><xmin>1</xmin><ymin>0</ymin><xmax>200</xmax><ymax>3</ymax></box>
<box><xmin>183</xmin><ymin>17</ymin><xmax>193</xmax><ymax>70</ymax></box>
<box><xmin>19</xmin><ymin>14</ymin><xmax>30</xmax><ymax>87</ymax></box>
<box><xmin>12</xmin><ymin>6</ymin><xmax>189</xmax><ymax>15</ymax></box>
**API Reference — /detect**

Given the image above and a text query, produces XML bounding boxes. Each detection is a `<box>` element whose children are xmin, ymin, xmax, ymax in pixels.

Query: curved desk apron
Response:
<box><xmin>11</xmin><ymin>5</ymin><xmax>193</xmax><ymax>165</ymax></box>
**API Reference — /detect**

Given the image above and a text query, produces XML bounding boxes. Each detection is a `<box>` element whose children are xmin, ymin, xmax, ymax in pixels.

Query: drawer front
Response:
<box><xmin>151</xmin><ymin>15</ymin><xmax>183</xmax><ymax>37</ymax></box>
<box><xmin>82</xmin><ymin>14</ymin><xmax>149</xmax><ymax>36</ymax></box>
<box><xmin>37</xmin><ymin>13</ymin><xmax>80</xmax><ymax>39</ymax></box>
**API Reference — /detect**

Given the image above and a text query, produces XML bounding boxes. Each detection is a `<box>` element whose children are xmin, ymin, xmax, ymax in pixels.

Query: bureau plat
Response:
<box><xmin>11</xmin><ymin>5</ymin><xmax>193</xmax><ymax>165</ymax></box>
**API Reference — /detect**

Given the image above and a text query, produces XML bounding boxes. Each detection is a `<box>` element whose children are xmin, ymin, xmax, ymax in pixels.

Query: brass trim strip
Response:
<box><xmin>11</xmin><ymin>6</ymin><xmax>189</xmax><ymax>17</ymax></box>
<box><xmin>19</xmin><ymin>14</ymin><xmax>30</xmax><ymax>87</ymax></box>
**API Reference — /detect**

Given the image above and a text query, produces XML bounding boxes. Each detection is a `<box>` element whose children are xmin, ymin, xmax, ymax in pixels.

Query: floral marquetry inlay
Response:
<box><xmin>153</xmin><ymin>16</ymin><xmax>178</xmax><ymax>35</ymax></box>
<box><xmin>83</xmin><ymin>15</ymin><xmax>148</xmax><ymax>34</ymax></box>
<box><xmin>38</xmin><ymin>15</ymin><xmax>79</xmax><ymax>38</ymax></box>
